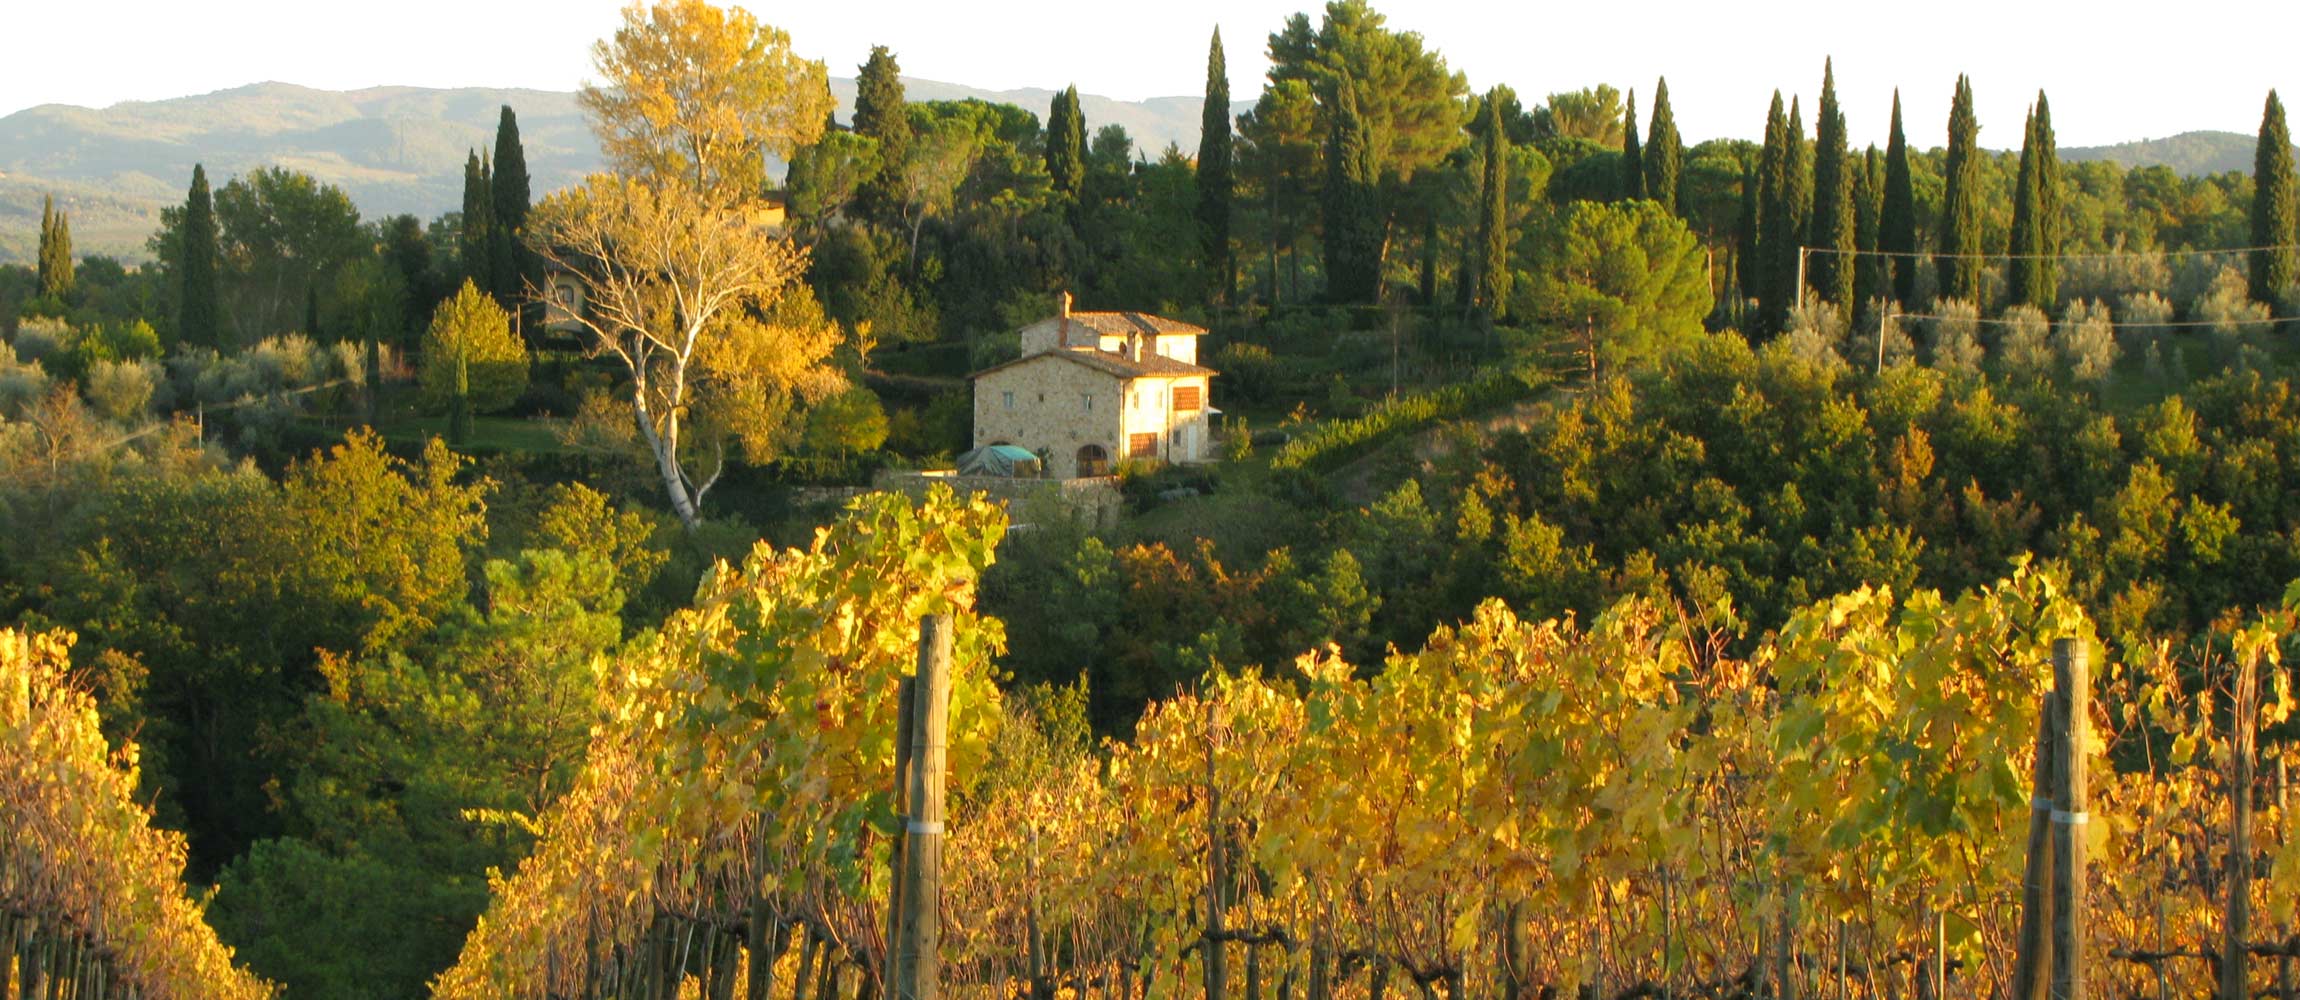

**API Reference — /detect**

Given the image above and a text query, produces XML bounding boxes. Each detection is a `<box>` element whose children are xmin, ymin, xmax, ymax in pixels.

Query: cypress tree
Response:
<box><xmin>2007</xmin><ymin>92</ymin><xmax>2062</xmax><ymax>312</ymax></box>
<box><xmin>1476</xmin><ymin>90</ymin><xmax>1511</xmax><ymax>321</ymax></box>
<box><xmin>1938</xmin><ymin>75</ymin><xmax>1984</xmax><ymax>302</ymax></box>
<box><xmin>37</xmin><ymin>196</ymin><xmax>52</xmax><ymax>293</ymax></box>
<box><xmin>1810</xmin><ymin>59</ymin><xmax>1856</xmax><ymax>318</ymax></box>
<box><xmin>1621</xmin><ymin>89</ymin><xmax>1644</xmax><ymax>200</ymax></box>
<box><xmin>1759</xmin><ymin>93</ymin><xmax>1809</xmax><ymax>335</ymax></box>
<box><xmin>1882</xmin><ymin>90</ymin><xmax>1916</xmax><ymax>306</ymax></box>
<box><xmin>2252</xmin><ymin>90</ymin><xmax>2296</xmax><ymax>305</ymax></box>
<box><xmin>180</xmin><ymin>164</ymin><xmax>221</xmax><ymax>348</ymax></box>
<box><xmin>460</xmin><ymin>150</ymin><xmax>493</xmax><ymax>290</ymax></box>
<box><xmin>491</xmin><ymin>105</ymin><xmax>531</xmax><ymax>303</ymax></box>
<box><xmin>1046</xmin><ymin>87</ymin><xmax>1086</xmax><ymax>200</ymax></box>
<box><xmin>1748</xmin><ymin>93</ymin><xmax>1786</xmax><ymax>306</ymax></box>
<box><xmin>1321</xmin><ymin>74</ymin><xmax>1382</xmax><ymax>304</ymax></box>
<box><xmin>855</xmin><ymin>46</ymin><xmax>912</xmax><ymax>219</ymax></box>
<box><xmin>1644</xmin><ymin>78</ymin><xmax>1682</xmax><ymax>215</ymax></box>
<box><xmin>1736</xmin><ymin>162</ymin><xmax>1762</xmax><ymax>302</ymax></box>
<box><xmin>1853</xmin><ymin>146</ymin><xmax>1887</xmax><ymax>312</ymax></box>
<box><xmin>37</xmin><ymin>195</ymin><xmax>75</xmax><ymax>300</ymax></box>
<box><xmin>1199</xmin><ymin>29</ymin><xmax>1235</xmax><ymax>304</ymax></box>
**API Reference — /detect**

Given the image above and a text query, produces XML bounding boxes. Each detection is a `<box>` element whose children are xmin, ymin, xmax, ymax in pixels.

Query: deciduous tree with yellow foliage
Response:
<box><xmin>532</xmin><ymin>0</ymin><xmax>843</xmax><ymax>528</ymax></box>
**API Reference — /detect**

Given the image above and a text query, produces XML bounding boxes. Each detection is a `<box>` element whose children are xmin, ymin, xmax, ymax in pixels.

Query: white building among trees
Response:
<box><xmin>969</xmin><ymin>295</ymin><xmax>1216</xmax><ymax>479</ymax></box>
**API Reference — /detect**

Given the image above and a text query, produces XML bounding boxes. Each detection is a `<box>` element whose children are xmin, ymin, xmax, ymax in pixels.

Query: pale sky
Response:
<box><xmin>5</xmin><ymin>0</ymin><xmax>2292</xmax><ymax>149</ymax></box>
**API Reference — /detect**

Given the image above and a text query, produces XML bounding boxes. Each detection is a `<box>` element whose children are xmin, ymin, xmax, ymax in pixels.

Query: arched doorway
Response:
<box><xmin>1076</xmin><ymin>444</ymin><xmax>1111</xmax><ymax>477</ymax></box>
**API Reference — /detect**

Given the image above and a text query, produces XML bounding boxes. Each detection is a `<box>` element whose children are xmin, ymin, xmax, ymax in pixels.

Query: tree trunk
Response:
<box><xmin>1503</xmin><ymin>903</ymin><xmax>1524</xmax><ymax>1000</ymax></box>
<box><xmin>635</xmin><ymin>391</ymin><xmax>701</xmax><ymax>529</ymax></box>
<box><xmin>1776</xmin><ymin>883</ymin><xmax>1796</xmax><ymax>1000</ymax></box>
<box><xmin>2050</xmin><ymin>639</ymin><xmax>2089</xmax><ymax>1000</ymax></box>
<box><xmin>892</xmin><ymin>617</ymin><xmax>953</xmax><ymax>1000</ymax></box>
<box><xmin>886</xmin><ymin>678</ymin><xmax>917</xmax><ymax>999</ymax></box>
<box><xmin>748</xmin><ymin>916</ymin><xmax>792</xmax><ymax>1000</ymax></box>
<box><xmin>1417</xmin><ymin>213</ymin><xmax>1438</xmax><ymax>305</ymax></box>
<box><xmin>2011</xmin><ymin>701</ymin><xmax>2058</xmax><ymax>1000</ymax></box>
<box><xmin>819</xmin><ymin>955</ymin><xmax>841</xmax><ymax>1000</ymax></box>
<box><xmin>794</xmin><ymin>928</ymin><xmax>820</xmax><ymax>1000</ymax></box>
<box><xmin>1203</xmin><ymin>705</ymin><xmax>1227</xmax><ymax>1000</ymax></box>
<box><xmin>2226</xmin><ymin>650</ymin><xmax>2260</xmax><ymax>1000</ymax></box>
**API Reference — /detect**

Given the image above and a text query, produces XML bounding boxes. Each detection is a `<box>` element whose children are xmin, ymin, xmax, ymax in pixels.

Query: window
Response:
<box><xmin>1002</xmin><ymin>391</ymin><xmax>1014</xmax><ymax>410</ymax></box>
<box><xmin>1173</xmin><ymin>385</ymin><xmax>1202</xmax><ymax>412</ymax></box>
<box><xmin>1128</xmin><ymin>433</ymin><xmax>1158</xmax><ymax>459</ymax></box>
<box><xmin>1170</xmin><ymin>428</ymin><xmax>1183</xmax><ymax>447</ymax></box>
<box><xmin>1132</xmin><ymin>388</ymin><xmax>1142</xmax><ymax>410</ymax></box>
<box><xmin>1083</xmin><ymin>393</ymin><xmax>1094</xmax><ymax>411</ymax></box>
<box><xmin>554</xmin><ymin>285</ymin><xmax>577</xmax><ymax>307</ymax></box>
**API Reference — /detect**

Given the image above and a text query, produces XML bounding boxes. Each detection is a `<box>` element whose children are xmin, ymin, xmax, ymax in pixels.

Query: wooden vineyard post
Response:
<box><xmin>1204</xmin><ymin>700</ymin><xmax>1228</xmax><ymax>1000</ymax></box>
<box><xmin>2012</xmin><ymin>694</ymin><xmax>2060</xmax><ymax>1000</ymax></box>
<box><xmin>2223</xmin><ymin>650</ymin><xmax>2260</xmax><ymax>1000</ymax></box>
<box><xmin>893</xmin><ymin>616</ymin><xmax>952</xmax><ymax>1000</ymax></box>
<box><xmin>2279</xmin><ymin>757</ymin><xmax>2292</xmax><ymax>1000</ymax></box>
<box><xmin>883</xmin><ymin>675</ymin><xmax>917</xmax><ymax>999</ymax></box>
<box><xmin>2050</xmin><ymin>638</ymin><xmax>2089</xmax><ymax>1000</ymax></box>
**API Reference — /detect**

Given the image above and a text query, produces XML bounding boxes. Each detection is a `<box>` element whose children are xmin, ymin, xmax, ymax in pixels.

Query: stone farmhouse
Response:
<box><xmin>970</xmin><ymin>295</ymin><xmax>1217</xmax><ymax>479</ymax></box>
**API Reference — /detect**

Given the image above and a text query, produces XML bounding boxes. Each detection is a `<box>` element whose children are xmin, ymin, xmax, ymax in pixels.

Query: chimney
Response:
<box><xmin>1058</xmin><ymin>290</ymin><xmax>1072</xmax><ymax>347</ymax></box>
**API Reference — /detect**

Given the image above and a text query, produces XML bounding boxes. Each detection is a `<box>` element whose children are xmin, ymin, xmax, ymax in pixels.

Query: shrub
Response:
<box><xmin>0</xmin><ymin>345</ymin><xmax>51</xmax><ymax>417</ymax></box>
<box><xmin>2059</xmin><ymin>299</ymin><xmax>2117</xmax><ymax>385</ymax></box>
<box><xmin>84</xmin><ymin>358</ymin><xmax>162</xmax><ymax>422</ymax></box>
<box><xmin>420</xmin><ymin>280</ymin><xmax>531</xmax><ymax>414</ymax></box>
<box><xmin>1996</xmin><ymin>305</ymin><xmax>2054</xmax><ymax>376</ymax></box>
<box><xmin>2194</xmin><ymin>264</ymin><xmax>2273</xmax><ymax>341</ymax></box>
<box><xmin>1782</xmin><ymin>302</ymin><xmax>1848</xmax><ymax>370</ymax></box>
<box><xmin>10</xmin><ymin>317</ymin><xmax>69</xmax><ymax>365</ymax></box>
<box><xmin>1211</xmin><ymin>342</ymin><xmax>1279</xmax><ymax>404</ymax></box>
<box><xmin>1926</xmin><ymin>298</ymin><xmax>1983</xmax><ymax>374</ymax></box>
<box><xmin>2117</xmin><ymin>291</ymin><xmax>2174</xmax><ymax>351</ymax></box>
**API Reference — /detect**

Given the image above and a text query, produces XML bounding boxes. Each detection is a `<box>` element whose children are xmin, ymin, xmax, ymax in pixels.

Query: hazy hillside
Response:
<box><xmin>0</xmin><ymin>78</ymin><xmax>1239</xmax><ymax>265</ymax></box>
<box><xmin>2062</xmin><ymin>130</ymin><xmax>2295</xmax><ymax>177</ymax></box>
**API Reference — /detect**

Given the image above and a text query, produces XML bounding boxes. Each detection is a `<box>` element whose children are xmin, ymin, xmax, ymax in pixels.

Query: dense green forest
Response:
<box><xmin>3</xmin><ymin>0</ymin><xmax>2299</xmax><ymax>997</ymax></box>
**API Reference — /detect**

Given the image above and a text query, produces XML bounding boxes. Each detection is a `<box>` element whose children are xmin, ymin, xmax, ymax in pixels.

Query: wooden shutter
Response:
<box><xmin>1129</xmin><ymin>433</ymin><xmax>1158</xmax><ymax>458</ymax></box>
<box><xmin>1173</xmin><ymin>385</ymin><xmax>1202</xmax><ymax>412</ymax></box>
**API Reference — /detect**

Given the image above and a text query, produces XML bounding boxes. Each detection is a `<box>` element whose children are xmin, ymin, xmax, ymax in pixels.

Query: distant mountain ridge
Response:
<box><xmin>2062</xmin><ymin>130</ymin><xmax>2293</xmax><ymax>178</ymax></box>
<box><xmin>0</xmin><ymin>78</ymin><xmax>1237</xmax><ymax>264</ymax></box>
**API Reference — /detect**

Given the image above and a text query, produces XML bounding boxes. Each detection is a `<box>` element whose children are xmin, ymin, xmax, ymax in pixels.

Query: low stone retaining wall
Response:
<box><xmin>871</xmin><ymin>471</ymin><xmax>1123</xmax><ymax>532</ymax></box>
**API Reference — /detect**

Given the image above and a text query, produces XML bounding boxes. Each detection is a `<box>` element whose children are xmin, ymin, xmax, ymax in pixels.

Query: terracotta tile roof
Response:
<box><xmin>1062</xmin><ymin>311</ymin><xmax>1207</xmax><ymax>337</ymax></box>
<box><xmin>971</xmin><ymin>348</ymin><xmax>1216</xmax><ymax>381</ymax></box>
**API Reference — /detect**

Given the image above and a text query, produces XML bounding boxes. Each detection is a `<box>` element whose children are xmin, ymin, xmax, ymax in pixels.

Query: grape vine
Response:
<box><xmin>426</xmin><ymin>489</ymin><xmax>2299</xmax><ymax>1000</ymax></box>
<box><xmin>2</xmin><ymin>628</ymin><xmax>275</xmax><ymax>1000</ymax></box>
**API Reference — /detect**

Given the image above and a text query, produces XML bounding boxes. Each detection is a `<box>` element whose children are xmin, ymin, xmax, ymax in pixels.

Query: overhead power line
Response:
<box><xmin>1889</xmin><ymin>312</ymin><xmax>2294</xmax><ymax>329</ymax></box>
<box><xmin>1803</xmin><ymin>243</ymin><xmax>2300</xmax><ymax>262</ymax></box>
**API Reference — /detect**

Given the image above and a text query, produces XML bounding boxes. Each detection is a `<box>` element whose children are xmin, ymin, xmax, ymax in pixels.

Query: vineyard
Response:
<box><xmin>419</xmin><ymin>487</ymin><xmax>2300</xmax><ymax>1000</ymax></box>
<box><xmin>2</xmin><ymin>631</ymin><xmax>274</xmax><ymax>1000</ymax></box>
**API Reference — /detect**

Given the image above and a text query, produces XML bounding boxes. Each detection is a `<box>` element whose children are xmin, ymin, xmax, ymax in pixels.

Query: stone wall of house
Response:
<box><xmin>973</xmin><ymin>357</ymin><xmax>1122</xmax><ymax>479</ymax></box>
